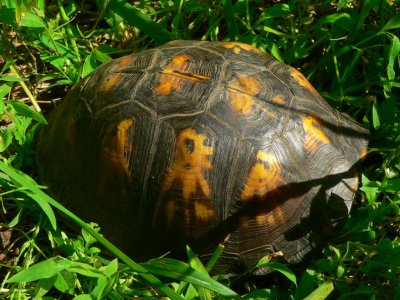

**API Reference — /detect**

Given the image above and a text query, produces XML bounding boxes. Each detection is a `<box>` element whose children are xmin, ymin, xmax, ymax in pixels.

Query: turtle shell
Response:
<box><xmin>36</xmin><ymin>40</ymin><xmax>368</xmax><ymax>274</ymax></box>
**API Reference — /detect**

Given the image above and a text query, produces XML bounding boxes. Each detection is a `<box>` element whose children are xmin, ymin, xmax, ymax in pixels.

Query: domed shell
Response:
<box><xmin>37</xmin><ymin>40</ymin><xmax>368</xmax><ymax>274</ymax></box>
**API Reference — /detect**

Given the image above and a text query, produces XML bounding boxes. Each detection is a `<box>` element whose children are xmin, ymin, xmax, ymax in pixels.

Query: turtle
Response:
<box><xmin>36</xmin><ymin>40</ymin><xmax>368</xmax><ymax>275</ymax></box>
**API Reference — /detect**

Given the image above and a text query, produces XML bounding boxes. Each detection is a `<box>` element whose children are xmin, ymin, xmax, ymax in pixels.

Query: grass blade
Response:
<box><xmin>0</xmin><ymin>162</ymin><xmax>184</xmax><ymax>300</ymax></box>
<box><xmin>205</xmin><ymin>243</ymin><xmax>224</xmax><ymax>273</ymax></box>
<box><xmin>187</xmin><ymin>246</ymin><xmax>212</xmax><ymax>300</ymax></box>
<box><xmin>7</xmin><ymin>258</ymin><xmax>105</xmax><ymax>283</ymax></box>
<box><xmin>223</xmin><ymin>0</ymin><xmax>238</xmax><ymax>40</ymax></box>
<box><xmin>108</xmin><ymin>0</ymin><xmax>172</xmax><ymax>44</ymax></box>
<box><xmin>142</xmin><ymin>258</ymin><xmax>239</xmax><ymax>298</ymax></box>
<box><xmin>0</xmin><ymin>161</ymin><xmax>57</xmax><ymax>230</ymax></box>
<box><xmin>304</xmin><ymin>281</ymin><xmax>334</xmax><ymax>300</ymax></box>
<box><xmin>6</xmin><ymin>100</ymin><xmax>47</xmax><ymax>124</ymax></box>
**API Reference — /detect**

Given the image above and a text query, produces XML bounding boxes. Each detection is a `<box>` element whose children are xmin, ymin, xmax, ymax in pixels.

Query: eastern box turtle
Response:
<box><xmin>37</xmin><ymin>40</ymin><xmax>368</xmax><ymax>274</ymax></box>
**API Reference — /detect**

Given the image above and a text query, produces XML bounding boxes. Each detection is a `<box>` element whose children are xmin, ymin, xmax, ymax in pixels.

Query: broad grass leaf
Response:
<box><xmin>1</xmin><ymin>75</ymin><xmax>28</xmax><ymax>82</ymax></box>
<box><xmin>92</xmin><ymin>50</ymin><xmax>112</xmax><ymax>63</ymax></box>
<box><xmin>0</xmin><ymin>8</ymin><xmax>17</xmax><ymax>27</ymax></box>
<box><xmin>82</xmin><ymin>52</ymin><xmax>98</xmax><ymax>77</ymax></box>
<box><xmin>67</xmin><ymin>261</ymin><xmax>106</xmax><ymax>278</ymax></box>
<box><xmin>100</xmin><ymin>258</ymin><xmax>118</xmax><ymax>277</ymax></box>
<box><xmin>186</xmin><ymin>246</ymin><xmax>212</xmax><ymax>300</ymax></box>
<box><xmin>142</xmin><ymin>258</ymin><xmax>238</xmax><ymax>298</ymax></box>
<box><xmin>0</xmin><ymin>127</ymin><xmax>13</xmax><ymax>152</ymax></box>
<box><xmin>8</xmin><ymin>258</ymin><xmax>106</xmax><ymax>284</ymax></box>
<box><xmin>0</xmin><ymin>99</ymin><xmax>4</xmax><ymax>112</ymax></box>
<box><xmin>73</xmin><ymin>295</ymin><xmax>92</xmax><ymax>300</ymax></box>
<box><xmin>340</xmin><ymin>48</ymin><xmax>362</xmax><ymax>84</ymax></box>
<box><xmin>264</xmin><ymin>262</ymin><xmax>297</xmax><ymax>286</ymax></box>
<box><xmin>187</xmin><ymin>246</ymin><xmax>207</xmax><ymax>275</ymax></box>
<box><xmin>336</xmin><ymin>265</ymin><xmax>345</xmax><ymax>278</ymax></box>
<box><xmin>92</xmin><ymin>260</ymin><xmax>119</xmax><ymax>298</ymax></box>
<box><xmin>7</xmin><ymin>258</ymin><xmax>71</xmax><ymax>282</ymax></box>
<box><xmin>360</xmin><ymin>174</ymin><xmax>380</xmax><ymax>203</ymax></box>
<box><xmin>40</xmin><ymin>55</ymin><xmax>66</xmax><ymax>73</ymax></box>
<box><xmin>376</xmin><ymin>238</ymin><xmax>398</xmax><ymax>261</ymax></box>
<box><xmin>256</xmin><ymin>258</ymin><xmax>297</xmax><ymax>286</ymax></box>
<box><xmin>383</xmin><ymin>179</ymin><xmax>400</xmax><ymax>193</ymax></box>
<box><xmin>205</xmin><ymin>244</ymin><xmax>224</xmax><ymax>273</ymax></box>
<box><xmin>34</xmin><ymin>276</ymin><xmax>58</xmax><ymax>298</ymax></box>
<box><xmin>108</xmin><ymin>0</ymin><xmax>172</xmax><ymax>44</ymax></box>
<box><xmin>294</xmin><ymin>270</ymin><xmax>320</xmax><ymax>300</ymax></box>
<box><xmin>81</xmin><ymin>50</ymin><xmax>111</xmax><ymax>76</ymax></box>
<box><xmin>0</xmin><ymin>84</ymin><xmax>12</xmax><ymax>99</ymax></box>
<box><xmin>243</xmin><ymin>288</ymin><xmax>273</xmax><ymax>299</ymax></box>
<box><xmin>0</xmin><ymin>60</ymin><xmax>15</xmax><ymax>75</ymax></box>
<box><xmin>0</xmin><ymin>162</ymin><xmax>57</xmax><ymax>229</ymax></box>
<box><xmin>387</xmin><ymin>35</ymin><xmax>400</xmax><ymax>81</ymax></box>
<box><xmin>381</xmin><ymin>14</ymin><xmax>400</xmax><ymax>32</ymax></box>
<box><xmin>338</xmin><ymin>285</ymin><xmax>375</xmax><ymax>298</ymax></box>
<box><xmin>346</xmin><ymin>229</ymin><xmax>376</xmax><ymax>243</ymax></box>
<box><xmin>54</xmin><ymin>270</ymin><xmax>75</xmax><ymax>294</ymax></box>
<box><xmin>222</xmin><ymin>0</ymin><xmax>238</xmax><ymax>40</ymax></box>
<box><xmin>372</xmin><ymin>100</ymin><xmax>380</xmax><ymax>129</ymax></box>
<box><xmin>303</xmin><ymin>281</ymin><xmax>334</xmax><ymax>300</ymax></box>
<box><xmin>20</xmin><ymin>11</ymin><xmax>45</xmax><ymax>28</ymax></box>
<box><xmin>318</xmin><ymin>13</ymin><xmax>353</xmax><ymax>31</ymax></box>
<box><xmin>171</xmin><ymin>3</ymin><xmax>183</xmax><ymax>38</ymax></box>
<box><xmin>354</xmin><ymin>0</ymin><xmax>376</xmax><ymax>32</ymax></box>
<box><xmin>37</xmin><ymin>0</ymin><xmax>45</xmax><ymax>14</ymax></box>
<box><xmin>8</xmin><ymin>208</ymin><xmax>22</xmax><ymax>227</ymax></box>
<box><xmin>6</xmin><ymin>100</ymin><xmax>47</xmax><ymax>124</ymax></box>
<box><xmin>56</xmin><ymin>78</ymin><xmax>74</xmax><ymax>85</ymax></box>
<box><xmin>91</xmin><ymin>277</ymin><xmax>110</xmax><ymax>300</ymax></box>
<box><xmin>263</xmin><ymin>26</ymin><xmax>285</xmax><ymax>36</ymax></box>
<box><xmin>261</xmin><ymin>3</ymin><xmax>291</xmax><ymax>18</ymax></box>
<box><xmin>40</xmin><ymin>34</ymin><xmax>78</xmax><ymax>59</ymax></box>
<box><xmin>338</xmin><ymin>0</ymin><xmax>352</xmax><ymax>10</ymax></box>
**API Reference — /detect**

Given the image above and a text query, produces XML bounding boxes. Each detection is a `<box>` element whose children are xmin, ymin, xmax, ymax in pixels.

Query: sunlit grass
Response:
<box><xmin>0</xmin><ymin>0</ymin><xmax>399</xmax><ymax>299</ymax></box>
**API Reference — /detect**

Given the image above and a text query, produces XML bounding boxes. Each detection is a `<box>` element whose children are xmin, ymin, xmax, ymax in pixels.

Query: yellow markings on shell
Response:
<box><xmin>360</xmin><ymin>145</ymin><xmax>368</xmax><ymax>160</ymax></box>
<box><xmin>153</xmin><ymin>54</ymin><xmax>209</xmax><ymax>95</ymax></box>
<box><xmin>100</xmin><ymin>56</ymin><xmax>135</xmax><ymax>92</ymax></box>
<box><xmin>167</xmin><ymin>53</ymin><xmax>190</xmax><ymax>70</ymax></box>
<box><xmin>301</xmin><ymin>115</ymin><xmax>331</xmax><ymax>152</ymax></box>
<box><xmin>227</xmin><ymin>76</ymin><xmax>278</xmax><ymax>119</ymax></box>
<box><xmin>263</xmin><ymin>109</ymin><xmax>279</xmax><ymax>120</ymax></box>
<box><xmin>255</xmin><ymin>206</ymin><xmax>285</xmax><ymax>226</ymax></box>
<box><xmin>256</xmin><ymin>214</ymin><xmax>274</xmax><ymax>226</ymax></box>
<box><xmin>158</xmin><ymin>128</ymin><xmax>215</xmax><ymax>227</ymax></box>
<box><xmin>101</xmin><ymin>74</ymin><xmax>122</xmax><ymax>92</ymax></box>
<box><xmin>163</xmin><ymin>40</ymin><xmax>180</xmax><ymax>46</ymax></box>
<box><xmin>195</xmin><ymin>201</ymin><xmax>214</xmax><ymax>222</ymax></box>
<box><xmin>290</xmin><ymin>67</ymin><xmax>319</xmax><ymax>96</ymax></box>
<box><xmin>165</xmin><ymin>200</ymin><xmax>177</xmax><ymax>228</ymax></box>
<box><xmin>350</xmin><ymin>174</ymin><xmax>359</xmax><ymax>193</ymax></box>
<box><xmin>239</xmin><ymin>216</ymin><xmax>250</xmax><ymax>229</ymax></box>
<box><xmin>162</xmin><ymin>128</ymin><xmax>213</xmax><ymax>200</ymax></box>
<box><xmin>229</xmin><ymin>76</ymin><xmax>261</xmax><ymax>96</ymax></box>
<box><xmin>228</xmin><ymin>90</ymin><xmax>258</xmax><ymax>115</ymax></box>
<box><xmin>117</xmin><ymin>55</ymin><xmax>135</xmax><ymax>68</ymax></box>
<box><xmin>241</xmin><ymin>151</ymin><xmax>286</xmax><ymax>225</ymax></box>
<box><xmin>272</xmin><ymin>94</ymin><xmax>287</xmax><ymax>106</ymax></box>
<box><xmin>222</xmin><ymin>42</ymin><xmax>262</xmax><ymax>54</ymax></box>
<box><xmin>101</xmin><ymin>119</ymin><xmax>134</xmax><ymax>177</ymax></box>
<box><xmin>241</xmin><ymin>150</ymin><xmax>284</xmax><ymax>201</ymax></box>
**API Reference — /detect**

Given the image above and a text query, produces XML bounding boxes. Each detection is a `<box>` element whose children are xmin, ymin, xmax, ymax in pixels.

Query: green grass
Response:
<box><xmin>0</xmin><ymin>0</ymin><xmax>399</xmax><ymax>299</ymax></box>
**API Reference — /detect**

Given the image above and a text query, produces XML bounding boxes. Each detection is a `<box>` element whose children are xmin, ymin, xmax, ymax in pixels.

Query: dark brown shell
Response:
<box><xmin>37</xmin><ymin>40</ymin><xmax>368</xmax><ymax>274</ymax></box>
